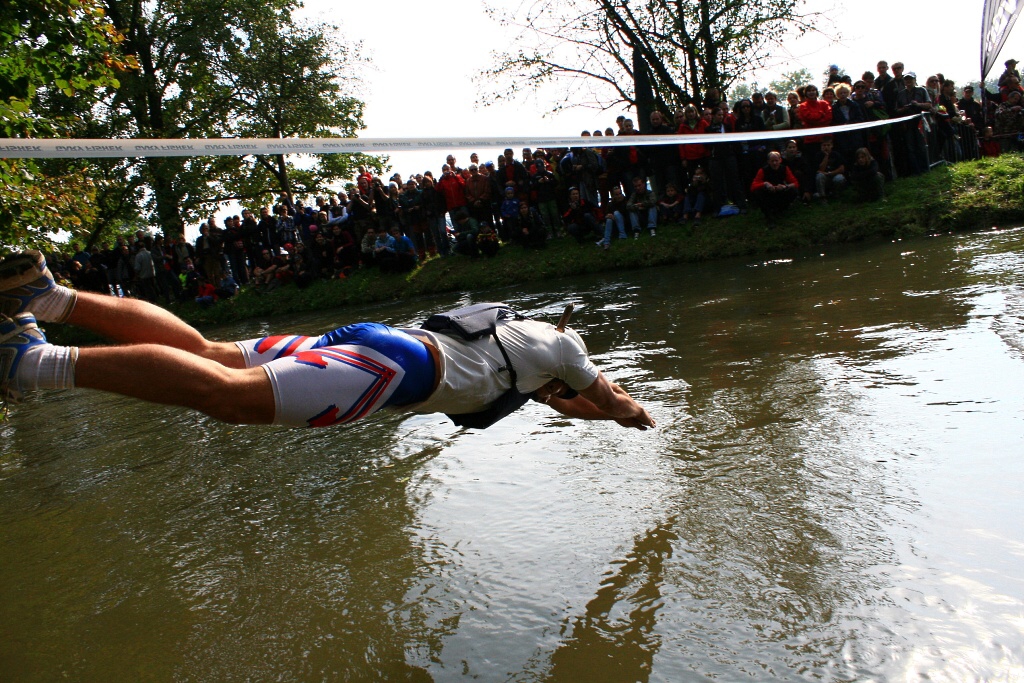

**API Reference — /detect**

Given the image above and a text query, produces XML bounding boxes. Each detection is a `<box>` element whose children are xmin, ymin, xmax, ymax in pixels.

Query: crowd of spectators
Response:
<box><xmin>43</xmin><ymin>57</ymin><xmax>1024</xmax><ymax>300</ymax></box>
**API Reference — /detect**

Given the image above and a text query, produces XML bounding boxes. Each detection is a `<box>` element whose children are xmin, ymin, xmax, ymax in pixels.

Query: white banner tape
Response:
<box><xmin>0</xmin><ymin>115</ymin><xmax>920</xmax><ymax>159</ymax></box>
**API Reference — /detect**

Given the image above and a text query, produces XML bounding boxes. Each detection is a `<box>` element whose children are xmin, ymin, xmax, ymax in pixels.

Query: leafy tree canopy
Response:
<box><xmin>0</xmin><ymin>0</ymin><xmax>137</xmax><ymax>249</ymax></box>
<box><xmin>2</xmin><ymin>0</ymin><xmax>382</xmax><ymax>249</ymax></box>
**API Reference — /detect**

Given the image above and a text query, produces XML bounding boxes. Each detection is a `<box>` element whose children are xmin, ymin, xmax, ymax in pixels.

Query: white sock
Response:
<box><xmin>32</xmin><ymin>284</ymin><xmax>78</xmax><ymax>323</ymax></box>
<box><xmin>14</xmin><ymin>344</ymin><xmax>77</xmax><ymax>391</ymax></box>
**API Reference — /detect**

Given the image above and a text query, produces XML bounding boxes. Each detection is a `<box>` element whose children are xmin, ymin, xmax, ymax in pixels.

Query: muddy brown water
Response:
<box><xmin>2</xmin><ymin>227</ymin><xmax>1023</xmax><ymax>681</ymax></box>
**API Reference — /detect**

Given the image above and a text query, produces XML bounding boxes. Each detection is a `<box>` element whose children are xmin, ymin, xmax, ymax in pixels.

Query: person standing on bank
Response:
<box><xmin>0</xmin><ymin>252</ymin><xmax>654</xmax><ymax>431</ymax></box>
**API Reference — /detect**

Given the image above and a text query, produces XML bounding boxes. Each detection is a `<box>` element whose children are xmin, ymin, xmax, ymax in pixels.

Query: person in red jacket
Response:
<box><xmin>436</xmin><ymin>164</ymin><xmax>467</xmax><ymax>230</ymax></box>
<box><xmin>463</xmin><ymin>164</ymin><xmax>493</xmax><ymax>224</ymax></box>
<box><xmin>677</xmin><ymin>105</ymin><xmax>709</xmax><ymax>185</ymax></box>
<box><xmin>796</xmin><ymin>84</ymin><xmax>833</xmax><ymax>132</ymax></box>
<box><xmin>795</xmin><ymin>84</ymin><xmax>834</xmax><ymax>186</ymax></box>
<box><xmin>750</xmin><ymin>152</ymin><xmax>799</xmax><ymax>226</ymax></box>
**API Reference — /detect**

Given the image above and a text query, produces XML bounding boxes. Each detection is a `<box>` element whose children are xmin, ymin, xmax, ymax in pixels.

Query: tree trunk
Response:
<box><xmin>276</xmin><ymin>153</ymin><xmax>291</xmax><ymax>196</ymax></box>
<box><xmin>633</xmin><ymin>47</ymin><xmax>654</xmax><ymax>132</ymax></box>
<box><xmin>147</xmin><ymin>158</ymin><xmax>185</xmax><ymax>236</ymax></box>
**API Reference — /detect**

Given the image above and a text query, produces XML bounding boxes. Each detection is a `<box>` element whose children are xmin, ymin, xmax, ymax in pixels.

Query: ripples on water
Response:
<box><xmin>2</xmin><ymin>229</ymin><xmax>1023</xmax><ymax>681</ymax></box>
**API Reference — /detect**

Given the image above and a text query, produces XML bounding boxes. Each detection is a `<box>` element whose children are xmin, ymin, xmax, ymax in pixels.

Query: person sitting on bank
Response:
<box><xmin>682</xmin><ymin>167</ymin><xmax>710</xmax><ymax>225</ymax></box>
<box><xmin>812</xmin><ymin>137</ymin><xmax>846</xmax><ymax>204</ymax></box>
<box><xmin>749</xmin><ymin>152</ymin><xmax>799</xmax><ymax>225</ymax></box>
<box><xmin>360</xmin><ymin>226</ymin><xmax>377</xmax><ymax>266</ymax></box>
<box><xmin>0</xmin><ymin>252</ymin><xmax>655</xmax><ymax>432</ymax></box>
<box><xmin>372</xmin><ymin>228</ymin><xmax>396</xmax><ymax>268</ymax></box>
<box><xmin>385</xmin><ymin>226</ymin><xmax>418</xmax><ymax>273</ymax></box>
<box><xmin>847</xmin><ymin>148</ymin><xmax>886</xmax><ymax>203</ymax></box>
<box><xmin>626</xmin><ymin>177</ymin><xmax>658</xmax><ymax>237</ymax></box>
<box><xmin>657</xmin><ymin>183</ymin><xmax>684</xmax><ymax>225</ymax></box>
<box><xmin>451</xmin><ymin>210</ymin><xmax>481</xmax><ymax>257</ymax></box>
<box><xmin>562</xmin><ymin>187</ymin><xmax>601</xmax><ymax>244</ymax></box>
<box><xmin>508</xmin><ymin>202</ymin><xmax>548</xmax><ymax>249</ymax></box>
<box><xmin>597</xmin><ymin>185</ymin><xmax>630</xmax><ymax>249</ymax></box>
<box><xmin>477</xmin><ymin>223</ymin><xmax>500</xmax><ymax>257</ymax></box>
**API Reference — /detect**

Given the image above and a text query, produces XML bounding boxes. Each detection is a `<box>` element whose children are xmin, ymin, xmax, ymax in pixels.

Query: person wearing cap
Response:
<box><xmin>958</xmin><ymin>85</ymin><xmax>984</xmax><ymax>128</ymax></box>
<box><xmin>881</xmin><ymin>62</ymin><xmax>907</xmax><ymax>115</ymax></box>
<box><xmin>895</xmin><ymin>71</ymin><xmax>932</xmax><ymax>175</ymax></box>
<box><xmin>826</xmin><ymin>64</ymin><xmax>843</xmax><ymax>86</ymax></box>
<box><xmin>999</xmin><ymin>59</ymin><xmax>1021</xmax><ymax>89</ymax></box>
<box><xmin>0</xmin><ymin>253</ymin><xmax>655</xmax><ymax>431</ymax></box>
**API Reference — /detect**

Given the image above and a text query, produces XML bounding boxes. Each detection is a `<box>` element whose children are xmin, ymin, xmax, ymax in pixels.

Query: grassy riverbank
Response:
<box><xmin>59</xmin><ymin>153</ymin><xmax>1024</xmax><ymax>336</ymax></box>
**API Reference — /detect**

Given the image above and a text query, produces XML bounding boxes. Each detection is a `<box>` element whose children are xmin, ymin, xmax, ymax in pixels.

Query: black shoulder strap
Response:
<box><xmin>491</xmin><ymin>328</ymin><xmax>518</xmax><ymax>391</ymax></box>
<box><xmin>422</xmin><ymin>302</ymin><xmax>527</xmax><ymax>387</ymax></box>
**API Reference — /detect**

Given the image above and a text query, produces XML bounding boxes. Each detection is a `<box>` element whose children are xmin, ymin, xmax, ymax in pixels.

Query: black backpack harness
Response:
<box><xmin>421</xmin><ymin>302</ymin><xmax>532</xmax><ymax>429</ymax></box>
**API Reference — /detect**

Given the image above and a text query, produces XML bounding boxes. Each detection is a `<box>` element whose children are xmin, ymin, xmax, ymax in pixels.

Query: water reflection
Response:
<box><xmin>2</xmin><ymin>228</ymin><xmax>1023</xmax><ymax>681</ymax></box>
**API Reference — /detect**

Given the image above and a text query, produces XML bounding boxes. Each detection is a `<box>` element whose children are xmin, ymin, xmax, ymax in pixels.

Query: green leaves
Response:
<box><xmin>0</xmin><ymin>0</ymin><xmax>134</xmax><ymax>248</ymax></box>
<box><xmin>1</xmin><ymin>0</ymin><xmax>376</xmax><ymax>247</ymax></box>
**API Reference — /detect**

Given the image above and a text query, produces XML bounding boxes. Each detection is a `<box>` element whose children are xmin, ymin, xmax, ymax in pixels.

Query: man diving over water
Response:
<box><xmin>0</xmin><ymin>251</ymin><xmax>654</xmax><ymax>430</ymax></box>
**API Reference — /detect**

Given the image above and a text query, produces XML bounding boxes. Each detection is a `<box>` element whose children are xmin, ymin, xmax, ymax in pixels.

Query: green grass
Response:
<box><xmin>48</xmin><ymin>154</ymin><xmax>1024</xmax><ymax>339</ymax></box>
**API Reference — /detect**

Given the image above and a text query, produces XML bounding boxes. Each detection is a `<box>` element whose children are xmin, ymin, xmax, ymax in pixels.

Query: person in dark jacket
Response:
<box><xmin>642</xmin><ymin>111</ymin><xmax>679</xmax><ymax>198</ymax></box>
<box><xmin>832</xmin><ymin>84</ymin><xmax>868</xmax><ymax>162</ymax></box>
<box><xmin>562</xmin><ymin>187</ymin><xmax>601</xmax><ymax>244</ymax></box>
<box><xmin>848</xmin><ymin>148</ymin><xmax>886</xmax><ymax>203</ymax></box>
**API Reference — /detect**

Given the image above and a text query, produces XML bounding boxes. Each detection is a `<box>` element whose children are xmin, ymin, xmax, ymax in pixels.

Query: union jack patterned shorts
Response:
<box><xmin>236</xmin><ymin>323</ymin><xmax>436</xmax><ymax>428</ymax></box>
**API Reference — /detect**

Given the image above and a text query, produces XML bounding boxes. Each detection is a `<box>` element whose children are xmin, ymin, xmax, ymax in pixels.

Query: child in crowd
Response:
<box><xmin>683</xmin><ymin>168</ymin><xmax>711</xmax><ymax>225</ymax></box>
<box><xmin>499</xmin><ymin>185</ymin><xmax>520</xmax><ymax>238</ymax></box>
<box><xmin>562</xmin><ymin>187</ymin><xmax>601</xmax><ymax>244</ymax></box>
<box><xmin>781</xmin><ymin>139</ymin><xmax>805</xmax><ymax>198</ymax></box>
<box><xmin>848</xmin><ymin>148</ymin><xmax>886</xmax><ymax>203</ymax></box>
<box><xmin>360</xmin><ymin>226</ymin><xmax>377</xmax><ymax>266</ymax></box>
<box><xmin>477</xmin><ymin>223</ymin><xmax>500</xmax><ymax>257</ymax></box>
<box><xmin>981</xmin><ymin>126</ymin><xmax>1002</xmax><ymax>157</ymax></box>
<box><xmin>511</xmin><ymin>201</ymin><xmax>548</xmax><ymax>248</ymax></box>
<box><xmin>195</xmin><ymin>276</ymin><xmax>217</xmax><ymax>308</ymax></box>
<box><xmin>657</xmin><ymin>183</ymin><xmax>684</xmax><ymax>224</ymax></box>
<box><xmin>812</xmin><ymin>137</ymin><xmax>846</xmax><ymax>204</ymax></box>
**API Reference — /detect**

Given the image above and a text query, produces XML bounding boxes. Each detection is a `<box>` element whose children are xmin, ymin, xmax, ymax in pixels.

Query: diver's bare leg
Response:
<box><xmin>74</xmin><ymin>344</ymin><xmax>273</xmax><ymax>423</ymax></box>
<box><xmin>67</xmin><ymin>292</ymin><xmax>244</xmax><ymax>367</ymax></box>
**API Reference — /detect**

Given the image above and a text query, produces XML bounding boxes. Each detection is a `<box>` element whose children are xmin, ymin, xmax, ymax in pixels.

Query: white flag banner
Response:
<box><xmin>982</xmin><ymin>0</ymin><xmax>1023</xmax><ymax>80</ymax></box>
<box><xmin>0</xmin><ymin>115</ymin><xmax>920</xmax><ymax>159</ymax></box>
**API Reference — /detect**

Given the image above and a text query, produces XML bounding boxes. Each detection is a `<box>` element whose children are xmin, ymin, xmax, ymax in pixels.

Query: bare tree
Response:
<box><xmin>480</xmin><ymin>0</ymin><xmax>829</xmax><ymax>113</ymax></box>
